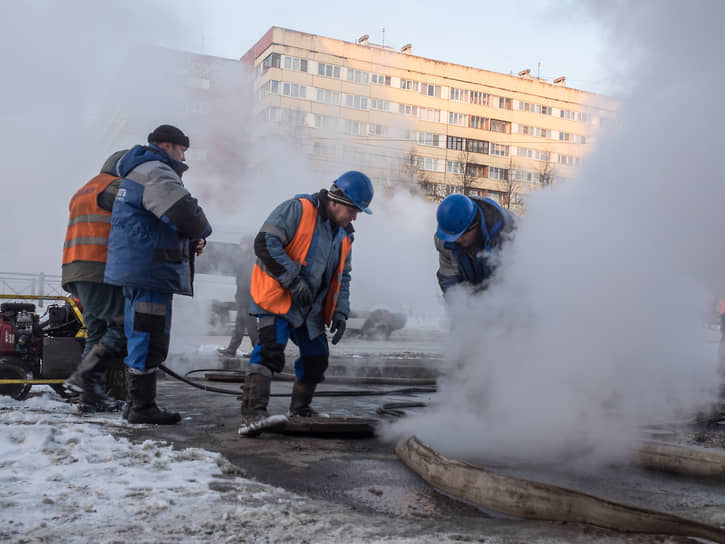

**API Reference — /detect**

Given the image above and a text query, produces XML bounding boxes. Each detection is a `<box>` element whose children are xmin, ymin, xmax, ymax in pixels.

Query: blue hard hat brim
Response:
<box><xmin>360</xmin><ymin>206</ymin><xmax>372</xmax><ymax>215</ymax></box>
<box><xmin>436</xmin><ymin>225</ymin><xmax>465</xmax><ymax>242</ymax></box>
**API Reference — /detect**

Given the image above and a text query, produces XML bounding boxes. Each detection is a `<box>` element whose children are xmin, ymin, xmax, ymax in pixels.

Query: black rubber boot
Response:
<box><xmin>65</xmin><ymin>344</ymin><xmax>123</xmax><ymax>412</ymax></box>
<box><xmin>238</xmin><ymin>367</ymin><xmax>286</xmax><ymax>436</ymax></box>
<box><xmin>126</xmin><ymin>371</ymin><xmax>180</xmax><ymax>425</ymax></box>
<box><xmin>288</xmin><ymin>381</ymin><xmax>319</xmax><ymax>417</ymax></box>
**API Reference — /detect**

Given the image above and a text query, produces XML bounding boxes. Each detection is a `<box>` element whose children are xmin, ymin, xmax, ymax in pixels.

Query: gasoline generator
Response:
<box><xmin>0</xmin><ymin>294</ymin><xmax>125</xmax><ymax>401</ymax></box>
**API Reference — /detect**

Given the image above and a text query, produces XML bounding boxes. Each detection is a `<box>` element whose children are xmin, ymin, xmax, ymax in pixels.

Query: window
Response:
<box><xmin>262</xmin><ymin>52</ymin><xmax>280</xmax><ymax>71</ymax></box>
<box><xmin>346</xmin><ymin>68</ymin><xmax>369</xmax><ymax>84</ymax></box>
<box><xmin>450</xmin><ymin>87</ymin><xmax>465</xmax><ymax>102</ymax></box>
<box><xmin>400</xmin><ymin>78</ymin><xmax>419</xmax><ymax>91</ymax></box>
<box><xmin>369</xmin><ymin>98</ymin><xmax>391</xmax><ymax>111</ymax></box>
<box><xmin>283</xmin><ymin>56</ymin><xmax>308</xmax><ymax>73</ymax></box>
<box><xmin>418</xmin><ymin>132</ymin><xmax>440</xmax><ymax>146</ymax></box>
<box><xmin>420</xmin><ymin>83</ymin><xmax>441</xmax><ymax>97</ymax></box>
<box><xmin>518</xmin><ymin>148</ymin><xmax>549</xmax><ymax>161</ymax></box>
<box><xmin>399</xmin><ymin>104</ymin><xmax>418</xmax><ymax>116</ymax></box>
<box><xmin>515</xmin><ymin>170</ymin><xmax>536</xmax><ymax>183</ymax></box>
<box><xmin>344</xmin><ymin>119</ymin><xmax>363</xmax><ymax>135</ymax></box>
<box><xmin>418</xmin><ymin>107</ymin><xmax>441</xmax><ymax>122</ymax></box>
<box><xmin>446</xmin><ymin>161</ymin><xmax>465</xmax><ymax>175</ymax></box>
<box><xmin>344</xmin><ymin>94</ymin><xmax>368</xmax><ymax>110</ymax></box>
<box><xmin>470</xmin><ymin>115</ymin><xmax>488</xmax><ymax>130</ymax></box>
<box><xmin>467</xmin><ymin>164</ymin><xmax>487</xmax><ymax>178</ymax></box>
<box><xmin>467</xmin><ymin>139</ymin><xmax>489</xmax><ymax>154</ymax></box>
<box><xmin>489</xmin><ymin>119</ymin><xmax>510</xmax><ymax>134</ymax></box>
<box><xmin>313</xmin><ymin>114</ymin><xmax>335</xmax><ymax>130</ymax></box>
<box><xmin>412</xmin><ymin>156</ymin><xmax>443</xmax><ymax>172</ymax></box>
<box><xmin>282</xmin><ymin>82</ymin><xmax>306</xmax><ymax>99</ymax></box>
<box><xmin>490</xmin><ymin>143</ymin><xmax>509</xmax><ymax>157</ymax></box>
<box><xmin>371</xmin><ymin>73</ymin><xmax>391</xmax><ymax>86</ymax></box>
<box><xmin>496</xmin><ymin>96</ymin><xmax>513</xmax><ymax>110</ymax></box>
<box><xmin>316</xmin><ymin>88</ymin><xmax>340</xmax><ymax>105</ymax></box>
<box><xmin>318</xmin><ymin>63</ymin><xmax>341</xmax><ymax>79</ymax></box>
<box><xmin>489</xmin><ymin>166</ymin><xmax>508</xmax><ymax>180</ymax></box>
<box><xmin>259</xmin><ymin>80</ymin><xmax>279</xmax><ymax>96</ymax></box>
<box><xmin>470</xmin><ymin>91</ymin><xmax>488</xmax><ymax>105</ymax></box>
<box><xmin>448</xmin><ymin>112</ymin><xmax>467</xmax><ymax>126</ymax></box>
<box><xmin>447</xmin><ymin>135</ymin><xmax>464</xmax><ymax>151</ymax></box>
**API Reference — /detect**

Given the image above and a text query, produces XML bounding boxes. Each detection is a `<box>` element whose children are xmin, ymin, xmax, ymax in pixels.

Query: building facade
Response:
<box><xmin>242</xmin><ymin>27</ymin><xmax>615</xmax><ymax>207</ymax></box>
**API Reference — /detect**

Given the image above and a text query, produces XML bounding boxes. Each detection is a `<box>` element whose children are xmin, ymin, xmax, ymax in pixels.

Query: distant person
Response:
<box><xmin>217</xmin><ymin>235</ymin><xmax>259</xmax><ymax>357</ymax></box>
<box><xmin>61</xmin><ymin>150</ymin><xmax>128</xmax><ymax>412</ymax></box>
<box><xmin>434</xmin><ymin>194</ymin><xmax>515</xmax><ymax>294</ymax></box>
<box><xmin>238</xmin><ymin>171</ymin><xmax>374</xmax><ymax>436</ymax></box>
<box><xmin>104</xmin><ymin>124</ymin><xmax>212</xmax><ymax>425</ymax></box>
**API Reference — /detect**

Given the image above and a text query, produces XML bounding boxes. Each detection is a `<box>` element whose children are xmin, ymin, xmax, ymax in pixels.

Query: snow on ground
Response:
<box><xmin>0</xmin><ymin>390</ymin><xmax>464</xmax><ymax>544</ymax></box>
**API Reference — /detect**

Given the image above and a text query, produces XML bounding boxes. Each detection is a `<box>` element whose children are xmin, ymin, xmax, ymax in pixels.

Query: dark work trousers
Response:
<box><xmin>66</xmin><ymin>281</ymin><xmax>125</xmax><ymax>357</ymax></box>
<box><xmin>247</xmin><ymin>314</ymin><xmax>329</xmax><ymax>384</ymax></box>
<box><xmin>122</xmin><ymin>287</ymin><xmax>172</xmax><ymax>373</ymax></box>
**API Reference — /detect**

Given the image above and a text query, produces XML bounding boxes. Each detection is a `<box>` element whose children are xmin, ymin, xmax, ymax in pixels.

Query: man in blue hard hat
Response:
<box><xmin>434</xmin><ymin>194</ymin><xmax>515</xmax><ymax>294</ymax></box>
<box><xmin>238</xmin><ymin>171</ymin><xmax>374</xmax><ymax>436</ymax></box>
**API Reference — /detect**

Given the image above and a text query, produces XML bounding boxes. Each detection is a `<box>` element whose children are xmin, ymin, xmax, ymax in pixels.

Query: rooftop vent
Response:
<box><xmin>553</xmin><ymin>76</ymin><xmax>566</xmax><ymax>85</ymax></box>
<box><xmin>358</xmin><ymin>34</ymin><xmax>369</xmax><ymax>45</ymax></box>
<box><xmin>401</xmin><ymin>43</ymin><xmax>412</xmax><ymax>53</ymax></box>
<box><xmin>518</xmin><ymin>68</ymin><xmax>531</xmax><ymax>77</ymax></box>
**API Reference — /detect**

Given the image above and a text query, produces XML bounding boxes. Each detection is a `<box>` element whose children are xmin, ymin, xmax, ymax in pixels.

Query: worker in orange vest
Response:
<box><xmin>238</xmin><ymin>171</ymin><xmax>374</xmax><ymax>436</ymax></box>
<box><xmin>61</xmin><ymin>150</ymin><xmax>127</xmax><ymax>411</ymax></box>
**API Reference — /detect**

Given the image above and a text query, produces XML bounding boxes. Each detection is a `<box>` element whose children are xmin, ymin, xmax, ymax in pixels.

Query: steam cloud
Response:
<box><xmin>385</xmin><ymin>0</ymin><xmax>725</xmax><ymax>467</ymax></box>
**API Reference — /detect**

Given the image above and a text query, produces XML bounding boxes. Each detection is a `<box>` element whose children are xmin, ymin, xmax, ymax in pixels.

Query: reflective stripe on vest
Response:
<box><xmin>62</xmin><ymin>173</ymin><xmax>117</xmax><ymax>266</ymax></box>
<box><xmin>250</xmin><ymin>198</ymin><xmax>351</xmax><ymax>325</ymax></box>
<box><xmin>322</xmin><ymin>235</ymin><xmax>351</xmax><ymax>325</ymax></box>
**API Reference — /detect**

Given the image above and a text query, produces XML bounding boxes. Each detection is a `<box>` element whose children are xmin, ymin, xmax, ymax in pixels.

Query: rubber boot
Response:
<box><xmin>64</xmin><ymin>344</ymin><xmax>123</xmax><ymax>412</ymax></box>
<box><xmin>238</xmin><ymin>367</ymin><xmax>286</xmax><ymax>436</ymax></box>
<box><xmin>288</xmin><ymin>381</ymin><xmax>320</xmax><ymax>417</ymax></box>
<box><xmin>126</xmin><ymin>371</ymin><xmax>181</xmax><ymax>425</ymax></box>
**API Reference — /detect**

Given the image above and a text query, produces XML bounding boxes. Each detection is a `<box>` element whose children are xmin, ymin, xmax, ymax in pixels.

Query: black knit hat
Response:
<box><xmin>147</xmin><ymin>124</ymin><xmax>190</xmax><ymax>147</ymax></box>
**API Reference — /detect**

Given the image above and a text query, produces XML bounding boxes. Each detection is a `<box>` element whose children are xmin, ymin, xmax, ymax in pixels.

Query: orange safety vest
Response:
<box><xmin>62</xmin><ymin>173</ymin><xmax>117</xmax><ymax>266</ymax></box>
<box><xmin>250</xmin><ymin>198</ymin><xmax>352</xmax><ymax>325</ymax></box>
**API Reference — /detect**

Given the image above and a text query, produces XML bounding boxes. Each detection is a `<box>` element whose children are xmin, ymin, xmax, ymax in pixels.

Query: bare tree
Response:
<box><xmin>538</xmin><ymin>152</ymin><xmax>557</xmax><ymax>186</ymax></box>
<box><xmin>502</xmin><ymin>155</ymin><xmax>522</xmax><ymax>211</ymax></box>
<box><xmin>404</xmin><ymin>150</ymin><xmax>443</xmax><ymax>201</ymax></box>
<box><xmin>457</xmin><ymin>148</ymin><xmax>477</xmax><ymax>196</ymax></box>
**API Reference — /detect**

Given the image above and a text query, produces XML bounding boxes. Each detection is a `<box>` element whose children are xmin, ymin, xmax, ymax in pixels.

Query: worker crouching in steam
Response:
<box><xmin>434</xmin><ymin>193</ymin><xmax>515</xmax><ymax>295</ymax></box>
<box><xmin>238</xmin><ymin>171</ymin><xmax>374</xmax><ymax>437</ymax></box>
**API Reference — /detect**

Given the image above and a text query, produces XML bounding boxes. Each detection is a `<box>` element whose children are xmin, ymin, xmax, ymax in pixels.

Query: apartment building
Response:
<box><xmin>242</xmin><ymin>27</ymin><xmax>614</xmax><ymax>206</ymax></box>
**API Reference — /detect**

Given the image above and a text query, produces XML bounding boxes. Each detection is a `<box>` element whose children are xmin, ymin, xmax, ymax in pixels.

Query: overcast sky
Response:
<box><xmin>156</xmin><ymin>0</ymin><xmax>614</xmax><ymax>95</ymax></box>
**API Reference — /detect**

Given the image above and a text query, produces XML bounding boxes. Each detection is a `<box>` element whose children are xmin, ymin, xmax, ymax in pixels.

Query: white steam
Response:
<box><xmin>385</xmin><ymin>0</ymin><xmax>725</xmax><ymax>467</ymax></box>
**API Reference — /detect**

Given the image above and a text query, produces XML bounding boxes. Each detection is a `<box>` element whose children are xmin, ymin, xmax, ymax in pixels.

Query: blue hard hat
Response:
<box><xmin>332</xmin><ymin>171</ymin><xmax>374</xmax><ymax>215</ymax></box>
<box><xmin>436</xmin><ymin>194</ymin><xmax>477</xmax><ymax>242</ymax></box>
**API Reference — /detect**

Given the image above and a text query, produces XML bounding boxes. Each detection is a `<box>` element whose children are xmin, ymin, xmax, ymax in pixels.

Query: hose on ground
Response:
<box><xmin>376</xmin><ymin>402</ymin><xmax>428</xmax><ymax>418</ymax></box>
<box><xmin>161</xmin><ymin>364</ymin><xmax>436</xmax><ymax>398</ymax></box>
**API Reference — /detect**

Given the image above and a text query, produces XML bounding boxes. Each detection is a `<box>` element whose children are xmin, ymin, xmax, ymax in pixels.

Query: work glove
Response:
<box><xmin>330</xmin><ymin>312</ymin><xmax>347</xmax><ymax>345</ymax></box>
<box><xmin>288</xmin><ymin>276</ymin><xmax>313</xmax><ymax>307</ymax></box>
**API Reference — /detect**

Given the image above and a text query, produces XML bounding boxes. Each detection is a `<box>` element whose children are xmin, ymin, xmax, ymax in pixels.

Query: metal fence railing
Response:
<box><xmin>0</xmin><ymin>272</ymin><xmax>65</xmax><ymax>306</ymax></box>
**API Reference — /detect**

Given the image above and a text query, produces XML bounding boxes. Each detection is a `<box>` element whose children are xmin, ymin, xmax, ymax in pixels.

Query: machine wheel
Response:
<box><xmin>0</xmin><ymin>361</ymin><xmax>32</xmax><ymax>400</ymax></box>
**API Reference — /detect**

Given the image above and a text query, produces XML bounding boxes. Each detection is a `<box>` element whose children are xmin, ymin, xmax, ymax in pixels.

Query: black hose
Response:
<box><xmin>376</xmin><ymin>401</ymin><xmax>428</xmax><ymax>418</ymax></box>
<box><xmin>161</xmin><ymin>364</ymin><xmax>436</xmax><ymax>398</ymax></box>
<box><xmin>185</xmin><ymin>367</ymin><xmax>437</xmax><ymax>387</ymax></box>
<box><xmin>160</xmin><ymin>364</ymin><xmax>242</xmax><ymax>395</ymax></box>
